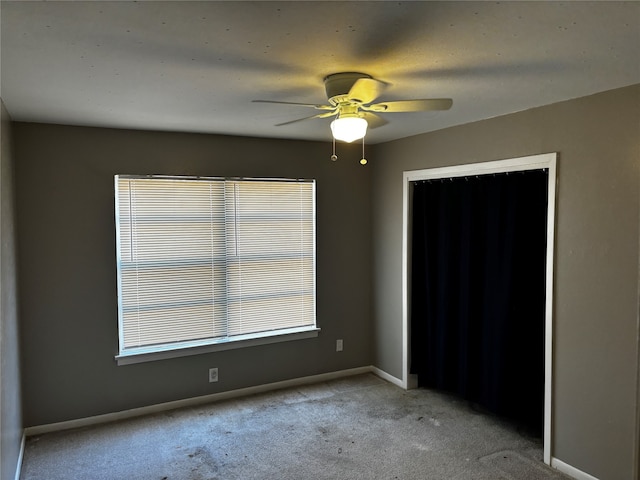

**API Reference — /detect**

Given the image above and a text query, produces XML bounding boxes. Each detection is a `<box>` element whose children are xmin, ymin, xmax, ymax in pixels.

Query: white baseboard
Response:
<box><xmin>370</xmin><ymin>366</ymin><xmax>404</xmax><ymax>388</ymax></box>
<box><xmin>25</xmin><ymin>365</ymin><xmax>393</xmax><ymax>437</ymax></box>
<box><xmin>551</xmin><ymin>457</ymin><xmax>600</xmax><ymax>480</ymax></box>
<box><xmin>14</xmin><ymin>431</ymin><xmax>25</xmax><ymax>480</ymax></box>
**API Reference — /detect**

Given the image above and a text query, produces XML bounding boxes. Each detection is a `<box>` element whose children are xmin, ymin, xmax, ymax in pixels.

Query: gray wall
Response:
<box><xmin>1</xmin><ymin>100</ymin><xmax>22</xmax><ymax>480</ymax></box>
<box><xmin>13</xmin><ymin>124</ymin><xmax>373</xmax><ymax>427</ymax></box>
<box><xmin>371</xmin><ymin>84</ymin><xmax>640</xmax><ymax>480</ymax></box>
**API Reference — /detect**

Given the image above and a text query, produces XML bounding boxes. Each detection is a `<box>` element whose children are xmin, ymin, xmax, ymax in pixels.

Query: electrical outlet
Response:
<box><xmin>208</xmin><ymin>367</ymin><xmax>219</xmax><ymax>383</ymax></box>
<box><xmin>336</xmin><ymin>339</ymin><xmax>343</xmax><ymax>352</ymax></box>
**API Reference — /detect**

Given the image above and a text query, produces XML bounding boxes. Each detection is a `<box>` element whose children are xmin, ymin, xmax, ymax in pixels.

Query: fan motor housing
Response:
<box><xmin>324</xmin><ymin>72</ymin><xmax>371</xmax><ymax>106</ymax></box>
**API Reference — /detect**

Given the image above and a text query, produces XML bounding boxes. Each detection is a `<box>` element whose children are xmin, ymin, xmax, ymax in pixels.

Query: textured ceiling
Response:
<box><xmin>1</xmin><ymin>1</ymin><xmax>639</xmax><ymax>144</ymax></box>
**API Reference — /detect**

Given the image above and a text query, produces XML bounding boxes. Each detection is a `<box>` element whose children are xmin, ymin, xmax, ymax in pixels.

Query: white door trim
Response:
<box><xmin>401</xmin><ymin>152</ymin><xmax>557</xmax><ymax>465</ymax></box>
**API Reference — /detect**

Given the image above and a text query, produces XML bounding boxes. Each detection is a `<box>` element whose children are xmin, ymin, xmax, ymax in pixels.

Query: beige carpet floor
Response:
<box><xmin>20</xmin><ymin>373</ymin><xmax>570</xmax><ymax>480</ymax></box>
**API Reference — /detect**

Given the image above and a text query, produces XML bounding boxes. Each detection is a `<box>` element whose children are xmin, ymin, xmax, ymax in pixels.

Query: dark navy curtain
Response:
<box><xmin>410</xmin><ymin>169</ymin><xmax>548</xmax><ymax>433</ymax></box>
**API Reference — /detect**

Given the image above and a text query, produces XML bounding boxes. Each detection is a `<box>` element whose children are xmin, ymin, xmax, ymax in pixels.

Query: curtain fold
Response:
<box><xmin>410</xmin><ymin>170</ymin><xmax>548</xmax><ymax>432</ymax></box>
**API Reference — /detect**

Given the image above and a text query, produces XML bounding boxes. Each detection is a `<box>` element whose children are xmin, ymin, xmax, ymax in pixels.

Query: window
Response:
<box><xmin>114</xmin><ymin>175</ymin><xmax>317</xmax><ymax>364</ymax></box>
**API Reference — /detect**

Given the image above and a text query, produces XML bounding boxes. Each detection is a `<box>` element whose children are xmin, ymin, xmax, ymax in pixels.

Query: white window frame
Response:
<box><xmin>114</xmin><ymin>175</ymin><xmax>319</xmax><ymax>366</ymax></box>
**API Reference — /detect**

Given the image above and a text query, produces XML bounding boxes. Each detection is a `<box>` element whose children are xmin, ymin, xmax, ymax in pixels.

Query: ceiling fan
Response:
<box><xmin>253</xmin><ymin>72</ymin><xmax>453</xmax><ymax>143</ymax></box>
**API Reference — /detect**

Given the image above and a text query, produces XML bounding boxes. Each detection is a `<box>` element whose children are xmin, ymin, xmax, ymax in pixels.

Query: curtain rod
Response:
<box><xmin>413</xmin><ymin>168</ymin><xmax>548</xmax><ymax>184</ymax></box>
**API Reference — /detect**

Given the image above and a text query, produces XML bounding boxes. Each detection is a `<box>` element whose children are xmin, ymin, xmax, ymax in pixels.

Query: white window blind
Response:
<box><xmin>115</xmin><ymin>175</ymin><xmax>316</xmax><ymax>357</ymax></box>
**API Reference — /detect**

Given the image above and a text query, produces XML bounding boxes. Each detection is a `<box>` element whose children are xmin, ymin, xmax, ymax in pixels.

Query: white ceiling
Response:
<box><xmin>1</xmin><ymin>1</ymin><xmax>639</xmax><ymax>144</ymax></box>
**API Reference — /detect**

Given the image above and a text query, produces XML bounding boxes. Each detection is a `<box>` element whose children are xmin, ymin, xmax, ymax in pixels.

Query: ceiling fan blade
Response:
<box><xmin>253</xmin><ymin>100</ymin><xmax>334</xmax><ymax>111</ymax></box>
<box><xmin>347</xmin><ymin>78</ymin><xmax>387</xmax><ymax>104</ymax></box>
<box><xmin>362</xmin><ymin>112</ymin><xmax>389</xmax><ymax>129</ymax></box>
<box><xmin>366</xmin><ymin>98</ymin><xmax>453</xmax><ymax>113</ymax></box>
<box><xmin>275</xmin><ymin>111</ymin><xmax>338</xmax><ymax>127</ymax></box>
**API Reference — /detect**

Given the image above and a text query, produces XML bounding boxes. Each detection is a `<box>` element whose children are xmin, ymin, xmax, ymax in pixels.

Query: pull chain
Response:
<box><xmin>360</xmin><ymin>138</ymin><xmax>367</xmax><ymax>165</ymax></box>
<box><xmin>330</xmin><ymin>137</ymin><xmax>338</xmax><ymax>162</ymax></box>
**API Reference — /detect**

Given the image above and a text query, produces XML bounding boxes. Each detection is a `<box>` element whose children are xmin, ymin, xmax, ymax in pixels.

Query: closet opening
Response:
<box><xmin>401</xmin><ymin>153</ymin><xmax>557</xmax><ymax>464</ymax></box>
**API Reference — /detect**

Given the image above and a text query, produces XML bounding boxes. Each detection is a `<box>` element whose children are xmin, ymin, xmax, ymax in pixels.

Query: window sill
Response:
<box><xmin>115</xmin><ymin>326</ymin><xmax>321</xmax><ymax>366</ymax></box>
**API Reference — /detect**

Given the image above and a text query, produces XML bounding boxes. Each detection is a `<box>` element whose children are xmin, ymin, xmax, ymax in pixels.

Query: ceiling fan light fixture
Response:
<box><xmin>330</xmin><ymin>116</ymin><xmax>368</xmax><ymax>143</ymax></box>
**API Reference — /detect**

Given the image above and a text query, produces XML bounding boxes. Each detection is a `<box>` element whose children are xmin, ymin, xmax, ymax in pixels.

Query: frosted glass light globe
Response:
<box><xmin>330</xmin><ymin>116</ymin><xmax>368</xmax><ymax>143</ymax></box>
